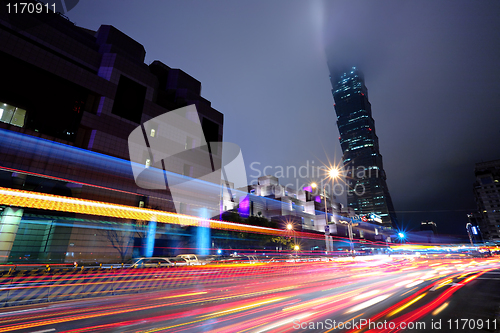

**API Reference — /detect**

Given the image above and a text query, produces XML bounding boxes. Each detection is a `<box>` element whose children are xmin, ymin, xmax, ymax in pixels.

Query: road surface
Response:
<box><xmin>0</xmin><ymin>256</ymin><xmax>499</xmax><ymax>332</ymax></box>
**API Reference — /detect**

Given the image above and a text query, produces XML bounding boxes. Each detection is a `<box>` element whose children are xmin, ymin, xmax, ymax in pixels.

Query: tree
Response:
<box><xmin>101</xmin><ymin>218</ymin><xmax>150</xmax><ymax>262</ymax></box>
<box><xmin>271</xmin><ymin>236</ymin><xmax>294</xmax><ymax>250</ymax></box>
<box><xmin>103</xmin><ymin>227</ymin><xmax>134</xmax><ymax>262</ymax></box>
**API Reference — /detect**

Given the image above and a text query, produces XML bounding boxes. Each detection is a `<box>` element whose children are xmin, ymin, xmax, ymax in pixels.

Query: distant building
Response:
<box><xmin>237</xmin><ymin>175</ymin><xmax>341</xmax><ymax>233</ymax></box>
<box><xmin>330</xmin><ymin>67</ymin><xmax>398</xmax><ymax>228</ymax></box>
<box><xmin>234</xmin><ymin>176</ymin><xmax>389</xmax><ymax>246</ymax></box>
<box><xmin>420</xmin><ymin>221</ymin><xmax>437</xmax><ymax>234</ymax></box>
<box><xmin>472</xmin><ymin>159</ymin><xmax>500</xmax><ymax>241</ymax></box>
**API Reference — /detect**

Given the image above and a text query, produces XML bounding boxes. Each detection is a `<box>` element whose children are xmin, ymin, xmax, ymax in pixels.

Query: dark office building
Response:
<box><xmin>331</xmin><ymin>67</ymin><xmax>398</xmax><ymax>228</ymax></box>
<box><xmin>0</xmin><ymin>5</ymin><xmax>223</xmax><ymax>262</ymax></box>
<box><xmin>472</xmin><ymin>159</ymin><xmax>500</xmax><ymax>241</ymax></box>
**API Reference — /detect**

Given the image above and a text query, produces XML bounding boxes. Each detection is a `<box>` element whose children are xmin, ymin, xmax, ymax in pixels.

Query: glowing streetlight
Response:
<box><xmin>287</xmin><ymin>223</ymin><xmax>293</xmax><ymax>231</ymax></box>
<box><xmin>328</xmin><ymin>167</ymin><xmax>340</xmax><ymax>180</ymax></box>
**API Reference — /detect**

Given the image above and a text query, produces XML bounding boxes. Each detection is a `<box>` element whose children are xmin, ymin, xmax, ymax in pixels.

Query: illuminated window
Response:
<box><xmin>150</xmin><ymin>129</ymin><xmax>156</xmax><ymax>137</ymax></box>
<box><xmin>145</xmin><ymin>159</ymin><xmax>151</xmax><ymax>168</ymax></box>
<box><xmin>0</xmin><ymin>102</ymin><xmax>26</xmax><ymax>127</ymax></box>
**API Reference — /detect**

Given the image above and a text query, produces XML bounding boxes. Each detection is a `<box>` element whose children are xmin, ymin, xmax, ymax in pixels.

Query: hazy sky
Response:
<box><xmin>65</xmin><ymin>0</ymin><xmax>500</xmax><ymax>234</ymax></box>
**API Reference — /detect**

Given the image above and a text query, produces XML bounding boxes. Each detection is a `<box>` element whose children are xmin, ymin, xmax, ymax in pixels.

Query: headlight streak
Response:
<box><xmin>345</xmin><ymin>294</ymin><xmax>392</xmax><ymax>314</ymax></box>
<box><xmin>251</xmin><ymin>312</ymin><xmax>316</xmax><ymax>333</ymax></box>
<box><xmin>405</xmin><ymin>279</ymin><xmax>425</xmax><ymax>288</ymax></box>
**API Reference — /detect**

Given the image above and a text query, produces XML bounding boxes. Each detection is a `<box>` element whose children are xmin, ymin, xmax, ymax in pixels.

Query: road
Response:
<box><xmin>0</xmin><ymin>256</ymin><xmax>499</xmax><ymax>332</ymax></box>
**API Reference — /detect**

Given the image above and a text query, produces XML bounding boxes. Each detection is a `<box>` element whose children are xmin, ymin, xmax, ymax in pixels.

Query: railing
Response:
<box><xmin>0</xmin><ymin>261</ymin><xmax>329</xmax><ymax>307</ymax></box>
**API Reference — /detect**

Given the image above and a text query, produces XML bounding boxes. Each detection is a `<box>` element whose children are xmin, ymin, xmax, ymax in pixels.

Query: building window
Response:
<box><xmin>150</xmin><ymin>129</ymin><xmax>156</xmax><ymax>137</ymax></box>
<box><xmin>0</xmin><ymin>102</ymin><xmax>26</xmax><ymax>127</ymax></box>
<box><xmin>145</xmin><ymin>159</ymin><xmax>151</xmax><ymax>168</ymax></box>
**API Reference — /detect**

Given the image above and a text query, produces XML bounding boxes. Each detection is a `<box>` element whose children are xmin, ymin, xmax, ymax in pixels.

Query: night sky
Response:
<box><xmin>65</xmin><ymin>1</ymin><xmax>500</xmax><ymax>235</ymax></box>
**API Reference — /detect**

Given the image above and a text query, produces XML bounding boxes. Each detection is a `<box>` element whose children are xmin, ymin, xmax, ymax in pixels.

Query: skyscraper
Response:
<box><xmin>331</xmin><ymin>67</ymin><xmax>398</xmax><ymax>228</ymax></box>
<box><xmin>472</xmin><ymin>159</ymin><xmax>500</xmax><ymax>241</ymax></box>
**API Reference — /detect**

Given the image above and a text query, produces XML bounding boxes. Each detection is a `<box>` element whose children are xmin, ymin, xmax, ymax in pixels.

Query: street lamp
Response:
<box><xmin>312</xmin><ymin>166</ymin><xmax>342</xmax><ymax>254</ymax></box>
<box><xmin>286</xmin><ymin>223</ymin><xmax>297</xmax><ymax>255</ymax></box>
<box><xmin>323</xmin><ymin>166</ymin><xmax>341</xmax><ymax>225</ymax></box>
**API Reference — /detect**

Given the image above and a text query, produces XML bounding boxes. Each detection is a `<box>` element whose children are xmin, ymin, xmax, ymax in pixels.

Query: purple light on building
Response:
<box><xmin>238</xmin><ymin>195</ymin><xmax>250</xmax><ymax>217</ymax></box>
<box><xmin>303</xmin><ymin>186</ymin><xmax>312</xmax><ymax>192</ymax></box>
<box><xmin>87</xmin><ymin>130</ymin><xmax>96</xmax><ymax>149</ymax></box>
<box><xmin>315</xmin><ymin>196</ymin><xmax>322</xmax><ymax>203</ymax></box>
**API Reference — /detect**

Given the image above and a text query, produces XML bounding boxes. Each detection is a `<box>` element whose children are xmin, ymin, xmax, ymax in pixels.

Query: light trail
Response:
<box><xmin>0</xmin><ymin>257</ymin><xmax>498</xmax><ymax>332</ymax></box>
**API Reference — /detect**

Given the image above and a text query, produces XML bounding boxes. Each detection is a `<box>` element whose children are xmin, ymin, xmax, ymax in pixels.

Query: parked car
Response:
<box><xmin>213</xmin><ymin>255</ymin><xmax>259</xmax><ymax>264</ymax></box>
<box><xmin>176</xmin><ymin>254</ymin><xmax>205</xmax><ymax>265</ymax></box>
<box><xmin>131</xmin><ymin>257</ymin><xmax>189</xmax><ymax>268</ymax></box>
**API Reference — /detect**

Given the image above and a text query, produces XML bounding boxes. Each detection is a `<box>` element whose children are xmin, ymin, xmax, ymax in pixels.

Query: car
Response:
<box><xmin>131</xmin><ymin>257</ymin><xmax>189</xmax><ymax>268</ymax></box>
<box><xmin>176</xmin><ymin>254</ymin><xmax>205</xmax><ymax>265</ymax></box>
<box><xmin>213</xmin><ymin>255</ymin><xmax>259</xmax><ymax>264</ymax></box>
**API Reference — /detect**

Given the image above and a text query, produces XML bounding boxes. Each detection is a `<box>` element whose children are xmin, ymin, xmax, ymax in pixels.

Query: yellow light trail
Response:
<box><xmin>0</xmin><ymin>187</ymin><xmax>291</xmax><ymax>236</ymax></box>
<box><xmin>158</xmin><ymin>291</ymin><xmax>207</xmax><ymax>299</ymax></box>
<box><xmin>387</xmin><ymin>293</ymin><xmax>426</xmax><ymax>317</ymax></box>
<box><xmin>432</xmin><ymin>301</ymin><xmax>449</xmax><ymax>315</ymax></box>
<box><xmin>198</xmin><ymin>297</ymin><xmax>287</xmax><ymax>318</ymax></box>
